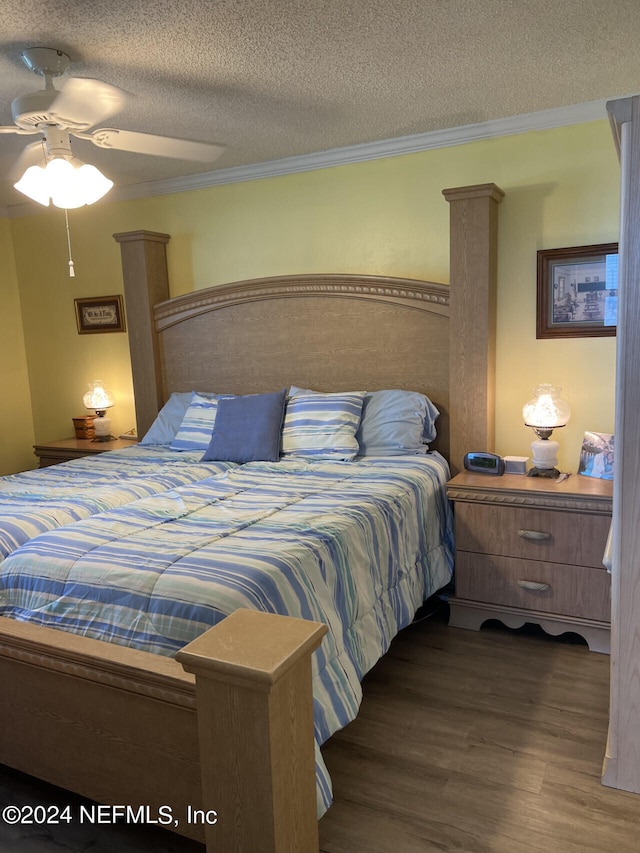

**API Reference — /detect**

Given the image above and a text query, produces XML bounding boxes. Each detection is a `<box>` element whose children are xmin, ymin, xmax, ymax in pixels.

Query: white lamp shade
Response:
<box><xmin>522</xmin><ymin>384</ymin><xmax>571</xmax><ymax>429</ymax></box>
<box><xmin>83</xmin><ymin>381</ymin><xmax>115</xmax><ymax>412</ymax></box>
<box><xmin>13</xmin><ymin>165</ymin><xmax>52</xmax><ymax>206</ymax></box>
<box><xmin>13</xmin><ymin>157</ymin><xmax>113</xmax><ymax>208</ymax></box>
<box><xmin>75</xmin><ymin>163</ymin><xmax>114</xmax><ymax>205</ymax></box>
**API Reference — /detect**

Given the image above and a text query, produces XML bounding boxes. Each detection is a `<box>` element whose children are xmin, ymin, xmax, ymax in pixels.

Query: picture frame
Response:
<box><xmin>74</xmin><ymin>295</ymin><xmax>126</xmax><ymax>334</ymax></box>
<box><xmin>536</xmin><ymin>243</ymin><xmax>618</xmax><ymax>339</ymax></box>
<box><xmin>578</xmin><ymin>431</ymin><xmax>614</xmax><ymax>481</ymax></box>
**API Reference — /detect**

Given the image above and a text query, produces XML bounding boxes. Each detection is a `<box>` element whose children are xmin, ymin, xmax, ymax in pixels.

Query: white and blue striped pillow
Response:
<box><xmin>281</xmin><ymin>390</ymin><xmax>366</xmax><ymax>461</ymax></box>
<box><xmin>170</xmin><ymin>392</ymin><xmax>234</xmax><ymax>451</ymax></box>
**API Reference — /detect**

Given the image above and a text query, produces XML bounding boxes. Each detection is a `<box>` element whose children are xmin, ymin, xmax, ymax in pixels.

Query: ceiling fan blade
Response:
<box><xmin>0</xmin><ymin>126</ymin><xmax>39</xmax><ymax>135</ymax></box>
<box><xmin>48</xmin><ymin>77</ymin><xmax>127</xmax><ymax>130</ymax></box>
<box><xmin>81</xmin><ymin>128</ymin><xmax>225</xmax><ymax>163</ymax></box>
<box><xmin>11</xmin><ymin>141</ymin><xmax>47</xmax><ymax>179</ymax></box>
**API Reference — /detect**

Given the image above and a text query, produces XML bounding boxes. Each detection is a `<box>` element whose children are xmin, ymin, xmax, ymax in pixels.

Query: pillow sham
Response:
<box><xmin>139</xmin><ymin>391</ymin><xmax>194</xmax><ymax>446</ymax></box>
<box><xmin>289</xmin><ymin>385</ymin><xmax>439</xmax><ymax>455</ymax></box>
<box><xmin>356</xmin><ymin>389</ymin><xmax>440</xmax><ymax>456</ymax></box>
<box><xmin>170</xmin><ymin>392</ymin><xmax>234</xmax><ymax>451</ymax></box>
<box><xmin>281</xmin><ymin>390</ymin><xmax>366</xmax><ymax>461</ymax></box>
<box><xmin>202</xmin><ymin>390</ymin><xmax>287</xmax><ymax>463</ymax></box>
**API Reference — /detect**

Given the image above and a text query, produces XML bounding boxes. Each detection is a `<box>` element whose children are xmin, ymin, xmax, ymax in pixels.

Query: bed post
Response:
<box><xmin>442</xmin><ymin>183</ymin><xmax>504</xmax><ymax>475</ymax></box>
<box><xmin>113</xmin><ymin>230</ymin><xmax>171</xmax><ymax>439</ymax></box>
<box><xmin>176</xmin><ymin>609</ymin><xmax>328</xmax><ymax>853</ymax></box>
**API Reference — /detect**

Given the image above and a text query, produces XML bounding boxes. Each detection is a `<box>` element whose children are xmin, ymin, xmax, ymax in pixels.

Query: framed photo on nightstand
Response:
<box><xmin>578</xmin><ymin>431</ymin><xmax>614</xmax><ymax>480</ymax></box>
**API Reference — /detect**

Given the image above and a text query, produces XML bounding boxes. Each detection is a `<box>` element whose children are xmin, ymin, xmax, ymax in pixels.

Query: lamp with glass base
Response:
<box><xmin>522</xmin><ymin>384</ymin><xmax>571</xmax><ymax>478</ymax></box>
<box><xmin>83</xmin><ymin>381</ymin><xmax>115</xmax><ymax>442</ymax></box>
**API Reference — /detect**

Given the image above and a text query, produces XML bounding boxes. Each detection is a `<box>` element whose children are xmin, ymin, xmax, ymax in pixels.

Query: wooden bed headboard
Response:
<box><xmin>115</xmin><ymin>183</ymin><xmax>503</xmax><ymax>474</ymax></box>
<box><xmin>157</xmin><ymin>274</ymin><xmax>451</xmax><ymax>456</ymax></box>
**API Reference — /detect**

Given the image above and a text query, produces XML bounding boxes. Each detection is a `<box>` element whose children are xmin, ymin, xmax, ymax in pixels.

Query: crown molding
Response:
<box><xmin>113</xmin><ymin>98</ymin><xmax>612</xmax><ymax>202</ymax></box>
<box><xmin>4</xmin><ymin>97</ymin><xmax>620</xmax><ymax>216</ymax></box>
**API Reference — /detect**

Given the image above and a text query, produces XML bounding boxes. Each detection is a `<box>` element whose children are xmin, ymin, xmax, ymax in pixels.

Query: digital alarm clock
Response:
<box><xmin>463</xmin><ymin>451</ymin><xmax>505</xmax><ymax>475</ymax></box>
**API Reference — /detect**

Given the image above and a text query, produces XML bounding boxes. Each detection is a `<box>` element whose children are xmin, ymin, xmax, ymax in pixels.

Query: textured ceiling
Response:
<box><xmin>1</xmin><ymin>0</ymin><xmax>639</xmax><ymax>211</ymax></box>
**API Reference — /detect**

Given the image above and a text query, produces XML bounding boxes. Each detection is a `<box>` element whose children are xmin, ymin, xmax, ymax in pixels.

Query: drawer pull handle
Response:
<box><xmin>517</xmin><ymin>580</ymin><xmax>551</xmax><ymax>592</ymax></box>
<box><xmin>517</xmin><ymin>529</ymin><xmax>551</xmax><ymax>541</ymax></box>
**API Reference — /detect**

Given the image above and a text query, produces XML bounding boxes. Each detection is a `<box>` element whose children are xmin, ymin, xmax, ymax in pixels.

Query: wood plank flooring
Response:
<box><xmin>2</xmin><ymin>607</ymin><xmax>638</xmax><ymax>851</ymax></box>
<box><xmin>319</xmin><ymin>607</ymin><xmax>639</xmax><ymax>853</ymax></box>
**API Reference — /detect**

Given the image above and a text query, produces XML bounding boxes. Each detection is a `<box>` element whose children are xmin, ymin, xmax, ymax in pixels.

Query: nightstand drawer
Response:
<box><xmin>454</xmin><ymin>502</ymin><xmax>610</xmax><ymax>569</ymax></box>
<box><xmin>455</xmin><ymin>552</ymin><xmax>611</xmax><ymax>622</ymax></box>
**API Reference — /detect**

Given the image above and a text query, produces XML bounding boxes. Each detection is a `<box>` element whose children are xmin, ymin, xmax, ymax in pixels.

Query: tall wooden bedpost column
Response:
<box><xmin>177</xmin><ymin>609</ymin><xmax>327</xmax><ymax>853</ymax></box>
<box><xmin>113</xmin><ymin>230</ymin><xmax>171</xmax><ymax>439</ymax></box>
<box><xmin>442</xmin><ymin>183</ymin><xmax>504</xmax><ymax>475</ymax></box>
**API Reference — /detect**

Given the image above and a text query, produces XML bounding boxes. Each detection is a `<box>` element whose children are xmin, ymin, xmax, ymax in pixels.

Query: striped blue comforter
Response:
<box><xmin>0</xmin><ymin>446</ymin><xmax>236</xmax><ymax>561</ymax></box>
<box><xmin>0</xmin><ymin>453</ymin><xmax>453</xmax><ymax>814</ymax></box>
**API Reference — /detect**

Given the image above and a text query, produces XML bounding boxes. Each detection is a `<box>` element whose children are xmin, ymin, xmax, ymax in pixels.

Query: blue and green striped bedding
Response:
<box><xmin>0</xmin><ymin>453</ymin><xmax>453</xmax><ymax>814</ymax></box>
<box><xmin>0</xmin><ymin>446</ymin><xmax>236</xmax><ymax>561</ymax></box>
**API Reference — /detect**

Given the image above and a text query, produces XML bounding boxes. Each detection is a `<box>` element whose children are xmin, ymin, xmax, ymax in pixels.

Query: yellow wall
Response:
<box><xmin>7</xmin><ymin>118</ymin><xmax>619</xmax><ymax>474</ymax></box>
<box><xmin>0</xmin><ymin>217</ymin><xmax>34</xmax><ymax>474</ymax></box>
<box><xmin>9</xmin><ymin>208</ymin><xmax>137</xmax><ymax>453</ymax></box>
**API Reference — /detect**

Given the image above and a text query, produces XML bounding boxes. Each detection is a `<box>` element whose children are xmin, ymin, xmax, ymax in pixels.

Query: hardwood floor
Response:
<box><xmin>2</xmin><ymin>607</ymin><xmax>638</xmax><ymax>852</ymax></box>
<box><xmin>318</xmin><ymin>607</ymin><xmax>639</xmax><ymax>853</ymax></box>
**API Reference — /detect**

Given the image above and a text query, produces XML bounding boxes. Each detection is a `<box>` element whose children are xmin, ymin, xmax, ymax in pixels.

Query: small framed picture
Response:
<box><xmin>578</xmin><ymin>431</ymin><xmax>614</xmax><ymax>480</ymax></box>
<box><xmin>74</xmin><ymin>295</ymin><xmax>126</xmax><ymax>334</ymax></box>
<box><xmin>536</xmin><ymin>243</ymin><xmax>618</xmax><ymax>339</ymax></box>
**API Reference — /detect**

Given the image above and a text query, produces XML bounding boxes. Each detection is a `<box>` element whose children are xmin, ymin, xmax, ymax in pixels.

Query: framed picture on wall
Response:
<box><xmin>536</xmin><ymin>243</ymin><xmax>618</xmax><ymax>339</ymax></box>
<box><xmin>74</xmin><ymin>295</ymin><xmax>126</xmax><ymax>334</ymax></box>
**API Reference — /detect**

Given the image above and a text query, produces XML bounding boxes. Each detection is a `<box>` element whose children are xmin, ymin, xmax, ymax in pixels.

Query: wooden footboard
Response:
<box><xmin>0</xmin><ymin>610</ymin><xmax>326</xmax><ymax>852</ymax></box>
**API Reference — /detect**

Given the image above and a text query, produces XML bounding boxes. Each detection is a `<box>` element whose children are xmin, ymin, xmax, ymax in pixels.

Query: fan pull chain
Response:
<box><xmin>64</xmin><ymin>208</ymin><xmax>75</xmax><ymax>277</ymax></box>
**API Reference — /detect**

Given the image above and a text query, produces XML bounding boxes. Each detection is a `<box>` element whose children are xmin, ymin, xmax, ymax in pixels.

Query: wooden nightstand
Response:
<box><xmin>446</xmin><ymin>471</ymin><xmax>613</xmax><ymax>653</ymax></box>
<box><xmin>33</xmin><ymin>438</ymin><xmax>137</xmax><ymax>468</ymax></box>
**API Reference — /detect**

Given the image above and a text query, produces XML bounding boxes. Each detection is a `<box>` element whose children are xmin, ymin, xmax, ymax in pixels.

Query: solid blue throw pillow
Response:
<box><xmin>202</xmin><ymin>389</ymin><xmax>287</xmax><ymax>463</ymax></box>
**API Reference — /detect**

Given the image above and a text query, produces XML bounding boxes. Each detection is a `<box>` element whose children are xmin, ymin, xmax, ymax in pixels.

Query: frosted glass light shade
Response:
<box><xmin>14</xmin><ymin>158</ymin><xmax>113</xmax><ymax>208</ymax></box>
<box><xmin>13</xmin><ymin>165</ymin><xmax>51</xmax><ymax>206</ymax></box>
<box><xmin>522</xmin><ymin>384</ymin><xmax>571</xmax><ymax>430</ymax></box>
<box><xmin>83</xmin><ymin>381</ymin><xmax>115</xmax><ymax>413</ymax></box>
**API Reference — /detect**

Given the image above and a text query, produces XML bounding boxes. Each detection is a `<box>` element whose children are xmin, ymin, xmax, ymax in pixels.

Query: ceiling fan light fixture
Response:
<box><xmin>45</xmin><ymin>158</ymin><xmax>83</xmax><ymax>209</ymax></box>
<box><xmin>4</xmin><ymin>47</ymin><xmax>226</xmax><ymax>212</ymax></box>
<box><xmin>13</xmin><ymin>164</ymin><xmax>51</xmax><ymax>206</ymax></box>
<box><xmin>13</xmin><ymin>156</ymin><xmax>113</xmax><ymax>208</ymax></box>
<box><xmin>76</xmin><ymin>163</ymin><xmax>114</xmax><ymax>205</ymax></box>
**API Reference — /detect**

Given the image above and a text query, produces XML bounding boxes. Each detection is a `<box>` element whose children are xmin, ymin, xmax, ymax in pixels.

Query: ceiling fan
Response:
<box><xmin>0</xmin><ymin>47</ymin><xmax>225</xmax><ymax>207</ymax></box>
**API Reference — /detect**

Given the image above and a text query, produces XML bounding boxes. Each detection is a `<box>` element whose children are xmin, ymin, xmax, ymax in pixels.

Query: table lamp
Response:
<box><xmin>522</xmin><ymin>383</ymin><xmax>571</xmax><ymax>478</ymax></box>
<box><xmin>83</xmin><ymin>381</ymin><xmax>115</xmax><ymax>442</ymax></box>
